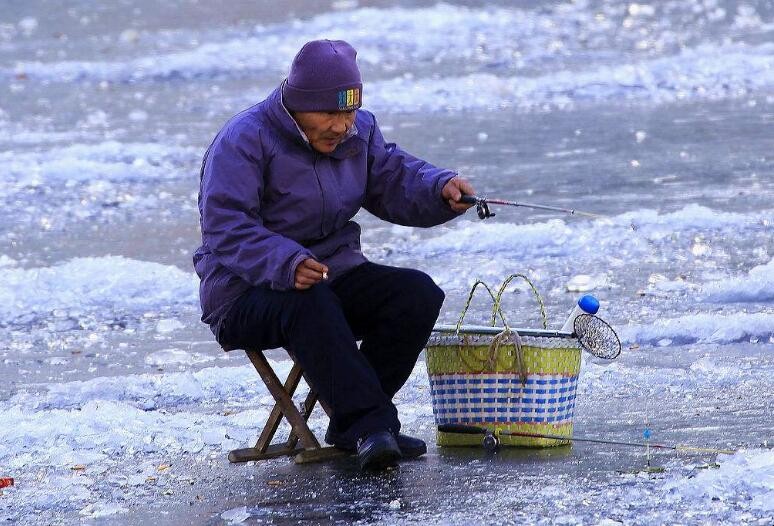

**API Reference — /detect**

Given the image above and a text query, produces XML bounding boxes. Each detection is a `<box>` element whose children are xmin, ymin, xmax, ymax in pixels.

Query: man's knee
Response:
<box><xmin>399</xmin><ymin>269</ymin><xmax>445</xmax><ymax>321</ymax></box>
<box><xmin>417</xmin><ymin>272</ymin><xmax>445</xmax><ymax>313</ymax></box>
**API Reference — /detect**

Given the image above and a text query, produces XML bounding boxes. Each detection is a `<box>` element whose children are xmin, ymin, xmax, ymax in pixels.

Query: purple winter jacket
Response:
<box><xmin>193</xmin><ymin>86</ymin><xmax>459</xmax><ymax>338</ymax></box>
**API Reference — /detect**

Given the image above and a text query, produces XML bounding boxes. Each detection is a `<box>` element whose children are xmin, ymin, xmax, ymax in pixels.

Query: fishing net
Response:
<box><xmin>573</xmin><ymin>313</ymin><xmax>621</xmax><ymax>360</ymax></box>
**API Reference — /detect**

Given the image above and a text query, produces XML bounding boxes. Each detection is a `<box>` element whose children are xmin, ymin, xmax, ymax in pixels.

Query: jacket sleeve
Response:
<box><xmin>363</xmin><ymin>114</ymin><xmax>461</xmax><ymax>227</ymax></box>
<box><xmin>199</xmin><ymin>124</ymin><xmax>312</xmax><ymax>290</ymax></box>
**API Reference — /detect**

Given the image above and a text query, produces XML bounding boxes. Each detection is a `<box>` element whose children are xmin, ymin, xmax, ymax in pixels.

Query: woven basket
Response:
<box><xmin>425</xmin><ymin>276</ymin><xmax>582</xmax><ymax>448</ymax></box>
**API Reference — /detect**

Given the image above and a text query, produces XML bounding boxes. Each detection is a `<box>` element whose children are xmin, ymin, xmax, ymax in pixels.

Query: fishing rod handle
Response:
<box><xmin>458</xmin><ymin>195</ymin><xmax>478</xmax><ymax>205</ymax></box>
<box><xmin>438</xmin><ymin>425</ymin><xmax>501</xmax><ymax>451</ymax></box>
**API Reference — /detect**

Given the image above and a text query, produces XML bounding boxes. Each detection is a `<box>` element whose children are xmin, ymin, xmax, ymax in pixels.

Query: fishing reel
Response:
<box><xmin>482</xmin><ymin>432</ymin><xmax>500</xmax><ymax>452</ymax></box>
<box><xmin>439</xmin><ymin>424</ymin><xmax>502</xmax><ymax>451</ymax></box>
<box><xmin>459</xmin><ymin>195</ymin><xmax>495</xmax><ymax>220</ymax></box>
<box><xmin>475</xmin><ymin>200</ymin><xmax>495</xmax><ymax>220</ymax></box>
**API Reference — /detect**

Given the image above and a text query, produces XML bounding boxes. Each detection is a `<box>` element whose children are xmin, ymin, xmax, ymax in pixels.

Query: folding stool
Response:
<box><xmin>223</xmin><ymin>346</ymin><xmax>349</xmax><ymax>464</ymax></box>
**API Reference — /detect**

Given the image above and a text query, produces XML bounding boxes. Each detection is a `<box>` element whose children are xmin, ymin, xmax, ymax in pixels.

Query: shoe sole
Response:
<box><xmin>359</xmin><ymin>449</ymin><xmax>401</xmax><ymax>470</ymax></box>
<box><xmin>334</xmin><ymin>444</ymin><xmax>426</xmax><ymax>458</ymax></box>
<box><xmin>400</xmin><ymin>444</ymin><xmax>427</xmax><ymax>459</ymax></box>
<box><xmin>329</xmin><ymin>434</ymin><xmax>427</xmax><ymax>459</ymax></box>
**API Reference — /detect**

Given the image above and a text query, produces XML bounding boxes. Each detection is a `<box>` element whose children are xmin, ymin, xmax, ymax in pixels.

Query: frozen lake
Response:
<box><xmin>1</xmin><ymin>0</ymin><xmax>772</xmax><ymax>524</ymax></box>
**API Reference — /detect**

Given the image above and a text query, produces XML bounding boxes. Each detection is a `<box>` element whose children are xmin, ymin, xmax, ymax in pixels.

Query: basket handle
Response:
<box><xmin>454</xmin><ymin>286</ymin><xmax>528</xmax><ymax>384</ymax></box>
<box><xmin>491</xmin><ymin>273</ymin><xmax>548</xmax><ymax>330</ymax></box>
<box><xmin>453</xmin><ymin>276</ymin><xmax>541</xmax><ymax>384</ymax></box>
<box><xmin>455</xmin><ymin>280</ymin><xmax>511</xmax><ymax>334</ymax></box>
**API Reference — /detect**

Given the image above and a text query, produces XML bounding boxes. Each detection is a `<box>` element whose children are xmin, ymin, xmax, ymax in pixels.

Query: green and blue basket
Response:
<box><xmin>425</xmin><ymin>275</ymin><xmax>582</xmax><ymax>448</ymax></box>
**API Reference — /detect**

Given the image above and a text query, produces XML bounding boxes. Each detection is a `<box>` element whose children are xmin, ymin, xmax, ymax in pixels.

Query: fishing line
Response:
<box><xmin>452</xmin><ymin>193</ymin><xmax>725</xmax><ymax>458</ymax></box>
<box><xmin>456</xmin><ymin>192</ymin><xmax>662</xmax><ymax>318</ymax></box>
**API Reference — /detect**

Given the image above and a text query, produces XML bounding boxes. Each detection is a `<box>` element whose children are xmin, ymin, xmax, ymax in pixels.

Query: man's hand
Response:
<box><xmin>294</xmin><ymin>258</ymin><xmax>329</xmax><ymax>290</ymax></box>
<box><xmin>441</xmin><ymin>177</ymin><xmax>476</xmax><ymax>213</ymax></box>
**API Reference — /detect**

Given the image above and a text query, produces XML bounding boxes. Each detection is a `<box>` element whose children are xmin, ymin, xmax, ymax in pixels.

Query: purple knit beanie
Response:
<box><xmin>282</xmin><ymin>39</ymin><xmax>362</xmax><ymax>112</ymax></box>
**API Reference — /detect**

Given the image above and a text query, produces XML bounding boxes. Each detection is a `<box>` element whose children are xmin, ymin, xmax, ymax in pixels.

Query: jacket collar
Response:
<box><xmin>265</xmin><ymin>83</ymin><xmax>364</xmax><ymax>159</ymax></box>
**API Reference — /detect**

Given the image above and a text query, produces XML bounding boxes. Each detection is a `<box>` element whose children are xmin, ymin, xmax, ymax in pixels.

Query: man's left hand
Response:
<box><xmin>442</xmin><ymin>177</ymin><xmax>476</xmax><ymax>213</ymax></box>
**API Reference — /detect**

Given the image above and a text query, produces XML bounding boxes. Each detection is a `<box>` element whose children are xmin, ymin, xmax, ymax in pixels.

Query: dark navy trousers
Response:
<box><xmin>218</xmin><ymin>262</ymin><xmax>445</xmax><ymax>446</ymax></box>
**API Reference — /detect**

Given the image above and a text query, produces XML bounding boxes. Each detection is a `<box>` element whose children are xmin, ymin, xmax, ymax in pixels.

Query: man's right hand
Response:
<box><xmin>294</xmin><ymin>258</ymin><xmax>329</xmax><ymax>290</ymax></box>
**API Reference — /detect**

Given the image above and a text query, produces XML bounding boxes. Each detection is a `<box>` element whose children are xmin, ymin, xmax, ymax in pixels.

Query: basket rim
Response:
<box><xmin>433</xmin><ymin>324</ymin><xmax>574</xmax><ymax>338</ymax></box>
<box><xmin>427</xmin><ymin>332</ymin><xmax>580</xmax><ymax>348</ymax></box>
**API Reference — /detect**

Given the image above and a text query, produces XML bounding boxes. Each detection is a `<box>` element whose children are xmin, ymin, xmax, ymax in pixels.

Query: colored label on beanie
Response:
<box><xmin>337</xmin><ymin>88</ymin><xmax>360</xmax><ymax>110</ymax></box>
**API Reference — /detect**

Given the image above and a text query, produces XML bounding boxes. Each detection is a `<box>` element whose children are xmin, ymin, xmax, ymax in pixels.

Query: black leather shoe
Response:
<box><xmin>328</xmin><ymin>428</ymin><xmax>427</xmax><ymax>459</ymax></box>
<box><xmin>394</xmin><ymin>433</ymin><xmax>426</xmax><ymax>459</ymax></box>
<box><xmin>357</xmin><ymin>431</ymin><xmax>402</xmax><ymax>470</ymax></box>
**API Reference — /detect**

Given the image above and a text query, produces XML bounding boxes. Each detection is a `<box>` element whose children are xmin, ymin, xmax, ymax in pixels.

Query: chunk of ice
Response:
<box><xmin>221</xmin><ymin>506</ymin><xmax>250</xmax><ymax>523</ymax></box>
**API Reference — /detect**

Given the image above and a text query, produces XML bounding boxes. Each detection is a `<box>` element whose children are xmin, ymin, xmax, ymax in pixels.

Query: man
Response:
<box><xmin>194</xmin><ymin>39</ymin><xmax>474</xmax><ymax>470</ymax></box>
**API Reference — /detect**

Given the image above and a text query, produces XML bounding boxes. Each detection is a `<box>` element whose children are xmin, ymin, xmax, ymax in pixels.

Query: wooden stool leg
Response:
<box><xmin>228</xmin><ymin>350</ymin><xmax>349</xmax><ymax>464</ymax></box>
<box><xmin>254</xmin><ymin>362</ymin><xmax>304</xmax><ymax>453</ymax></box>
<box><xmin>228</xmin><ymin>359</ymin><xmax>306</xmax><ymax>462</ymax></box>
<box><xmin>285</xmin><ymin>388</ymin><xmax>318</xmax><ymax>450</ymax></box>
<box><xmin>246</xmin><ymin>350</ymin><xmax>320</xmax><ymax>449</ymax></box>
<box><xmin>288</xmin><ymin>380</ymin><xmax>350</xmax><ymax>464</ymax></box>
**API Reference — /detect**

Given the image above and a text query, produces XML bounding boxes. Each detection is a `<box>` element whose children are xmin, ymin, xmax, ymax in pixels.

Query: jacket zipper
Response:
<box><xmin>314</xmin><ymin>153</ymin><xmax>325</xmax><ymax>239</ymax></box>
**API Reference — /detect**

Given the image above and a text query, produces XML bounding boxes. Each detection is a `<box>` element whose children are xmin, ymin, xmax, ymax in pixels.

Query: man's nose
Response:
<box><xmin>330</xmin><ymin>114</ymin><xmax>349</xmax><ymax>134</ymax></box>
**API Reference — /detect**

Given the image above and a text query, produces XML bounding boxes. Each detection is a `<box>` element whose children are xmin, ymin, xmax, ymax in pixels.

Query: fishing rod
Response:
<box><xmin>438</xmin><ymin>424</ymin><xmax>737</xmax><ymax>455</ymax></box>
<box><xmin>459</xmin><ymin>195</ymin><xmax>606</xmax><ymax>220</ymax></box>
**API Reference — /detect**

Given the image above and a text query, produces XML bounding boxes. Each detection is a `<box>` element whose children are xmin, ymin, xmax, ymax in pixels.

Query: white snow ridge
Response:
<box><xmin>0</xmin><ymin>256</ymin><xmax>198</xmax><ymax>322</ymax></box>
<box><xmin>702</xmin><ymin>258</ymin><xmax>774</xmax><ymax>303</ymax></box>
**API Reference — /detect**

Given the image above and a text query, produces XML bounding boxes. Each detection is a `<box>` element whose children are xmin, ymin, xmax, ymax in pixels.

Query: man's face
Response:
<box><xmin>292</xmin><ymin>110</ymin><xmax>356</xmax><ymax>154</ymax></box>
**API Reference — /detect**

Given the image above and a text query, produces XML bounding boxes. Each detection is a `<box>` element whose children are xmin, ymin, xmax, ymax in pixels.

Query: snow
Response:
<box><xmin>6</xmin><ymin>3</ymin><xmax>622</xmax><ymax>81</ymax></box>
<box><xmin>566</xmin><ymin>274</ymin><xmax>604</xmax><ymax>292</ymax></box>
<box><xmin>702</xmin><ymin>258</ymin><xmax>774</xmax><ymax>303</ymax></box>
<box><xmin>6</xmin><ymin>5</ymin><xmax>774</xmax><ymax>112</ymax></box>
<box><xmin>0</xmin><ymin>141</ymin><xmax>198</xmax><ymax>187</ymax></box>
<box><xmin>365</xmin><ymin>43</ymin><xmax>774</xmax><ymax>112</ymax></box>
<box><xmin>621</xmin><ymin>312</ymin><xmax>774</xmax><ymax>345</ymax></box>
<box><xmin>663</xmin><ymin>450</ymin><xmax>774</xmax><ymax>512</ymax></box>
<box><xmin>402</xmin><ymin>205</ymin><xmax>768</xmax><ymax>259</ymax></box>
<box><xmin>0</xmin><ymin>256</ymin><xmax>197</xmax><ymax>322</ymax></box>
<box><xmin>17</xmin><ymin>17</ymin><xmax>38</xmax><ymax>35</ymax></box>
<box><xmin>156</xmin><ymin>319</ymin><xmax>186</xmax><ymax>333</ymax></box>
<box><xmin>221</xmin><ymin>506</ymin><xmax>250</xmax><ymax>523</ymax></box>
<box><xmin>144</xmin><ymin>349</ymin><xmax>214</xmax><ymax>366</ymax></box>
<box><xmin>8</xmin><ymin>362</ymin><xmax>287</xmax><ymax>411</ymax></box>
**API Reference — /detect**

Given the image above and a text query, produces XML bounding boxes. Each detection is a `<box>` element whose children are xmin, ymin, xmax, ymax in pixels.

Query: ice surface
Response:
<box><xmin>4</xmin><ymin>355</ymin><xmax>771</xmax><ymax>523</ymax></box>
<box><xmin>156</xmin><ymin>319</ymin><xmax>186</xmax><ymax>333</ymax></box>
<box><xmin>3</xmin><ymin>0</ymin><xmax>772</xmax><ymax>523</ymax></box>
<box><xmin>6</xmin><ymin>5</ymin><xmax>774</xmax><ymax>112</ymax></box>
